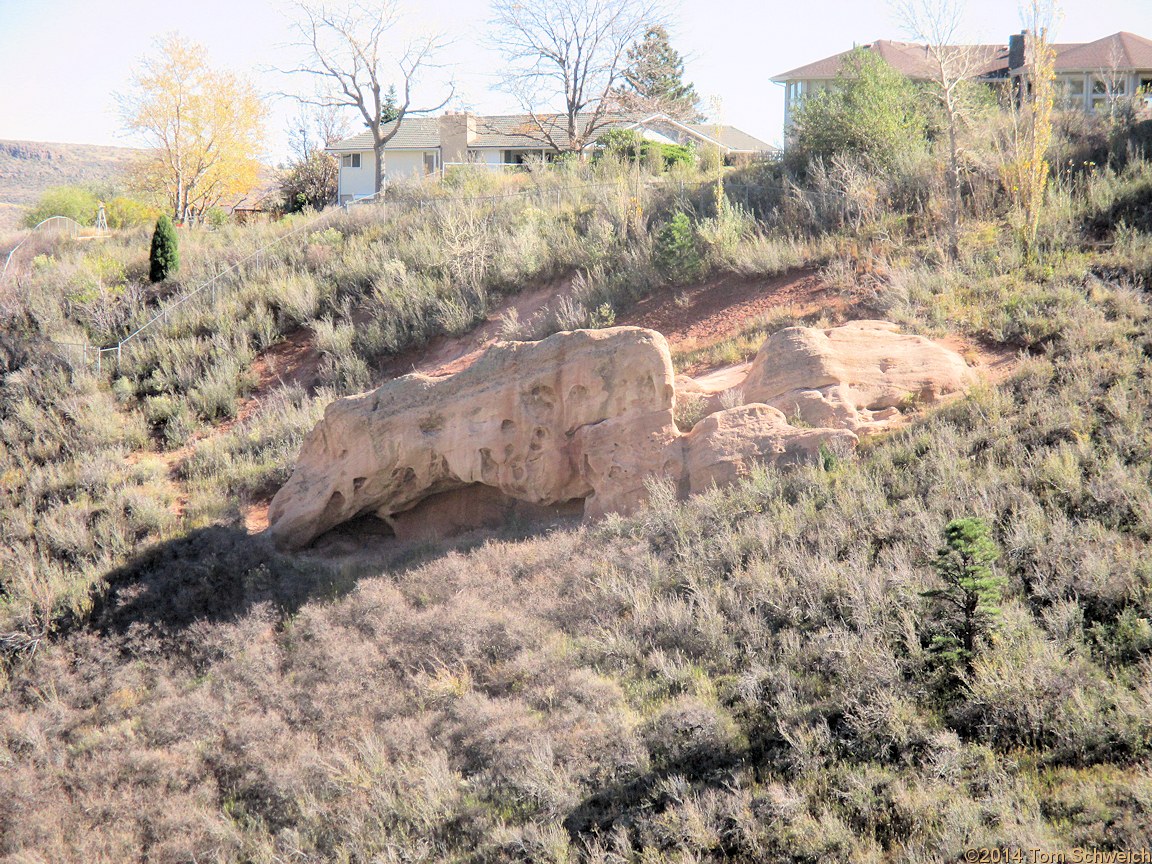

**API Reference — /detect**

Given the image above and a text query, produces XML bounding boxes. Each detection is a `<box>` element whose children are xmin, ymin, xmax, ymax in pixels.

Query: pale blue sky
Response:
<box><xmin>0</xmin><ymin>0</ymin><xmax>1148</xmax><ymax>161</ymax></box>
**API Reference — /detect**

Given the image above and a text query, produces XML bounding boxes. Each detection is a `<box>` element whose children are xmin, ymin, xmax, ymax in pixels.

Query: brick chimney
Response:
<box><xmin>439</xmin><ymin>112</ymin><xmax>476</xmax><ymax>164</ymax></box>
<box><xmin>1008</xmin><ymin>30</ymin><xmax>1030</xmax><ymax>70</ymax></box>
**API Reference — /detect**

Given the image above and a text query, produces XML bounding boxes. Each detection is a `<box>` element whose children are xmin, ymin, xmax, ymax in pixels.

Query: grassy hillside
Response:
<box><xmin>1</xmin><ymin>150</ymin><xmax>1152</xmax><ymax>861</ymax></box>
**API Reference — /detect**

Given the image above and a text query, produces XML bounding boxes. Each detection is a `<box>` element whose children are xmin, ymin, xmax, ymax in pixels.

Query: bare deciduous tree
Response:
<box><xmin>898</xmin><ymin>0</ymin><xmax>987</xmax><ymax>260</ymax></box>
<box><xmin>279</xmin><ymin>106</ymin><xmax>350</xmax><ymax>212</ymax></box>
<box><xmin>490</xmin><ymin>0</ymin><xmax>662</xmax><ymax>154</ymax></box>
<box><xmin>1095</xmin><ymin>38</ymin><xmax>1132</xmax><ymax>124</ymax></box>
<box><xmin>282</xmin><ymin>1</ymin><xmax>452</xmax><ymax>194</ymax></box>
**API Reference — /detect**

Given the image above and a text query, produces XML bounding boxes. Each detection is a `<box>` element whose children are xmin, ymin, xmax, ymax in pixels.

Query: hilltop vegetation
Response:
<box><xmin>2</xmin><ymin>107</ymin><xmax>1152</xmax><ymax>861</ymax></box>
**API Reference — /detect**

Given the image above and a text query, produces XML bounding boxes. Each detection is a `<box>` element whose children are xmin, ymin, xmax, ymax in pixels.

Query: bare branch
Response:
<box><xmin>490</xmin><ymin>0</ymin><xmax>664</xmax><ymax>153</ymax></box>
<box><xmin>279</xmin><ymin>0</ymin><xmax>451</xmax><ymax>193</ymax></box>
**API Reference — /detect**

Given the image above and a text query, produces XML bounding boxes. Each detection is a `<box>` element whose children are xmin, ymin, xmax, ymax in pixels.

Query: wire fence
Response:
<box><xmin>2</xmin><ymin>216</ymin><xmax>95</xmax><ymax>279</ymax></box>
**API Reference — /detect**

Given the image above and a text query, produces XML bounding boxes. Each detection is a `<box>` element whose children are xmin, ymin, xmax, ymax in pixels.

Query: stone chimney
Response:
<box><xmin>1008</xmin><ymin>30</ymin><xmax>1030</xmax><ymax>70</ymax></box>
<box><xmin>439</xmin><ymin>112</ymin><xmax>476</xmax><ymax>164</ymax></box>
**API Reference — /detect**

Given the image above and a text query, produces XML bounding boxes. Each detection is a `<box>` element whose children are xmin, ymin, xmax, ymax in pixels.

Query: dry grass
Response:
<box><xmin>2</xmin><ymin>135</ymin><xmax>1152</xmax><ymax>860</ymax></box>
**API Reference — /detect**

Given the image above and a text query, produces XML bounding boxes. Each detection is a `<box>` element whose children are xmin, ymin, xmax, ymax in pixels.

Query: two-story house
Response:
<box><xmin>772</xmin><ymin>31</ymin><xmax>1152</xmax><ymax>136</ymax></box>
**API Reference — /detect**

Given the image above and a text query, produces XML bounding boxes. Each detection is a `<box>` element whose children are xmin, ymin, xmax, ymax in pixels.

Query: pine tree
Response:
<box><xmin>615</xmin><ymin>26</ymin><xmax>701</xmax><ymax>121</ymax></box>
<box><xmin>923</xmin><ymin>517</ymin><xmax>1004</xmax><ymax>672</ymax></box>
<box><xmin>381</xmin><ymin>85</ymin><xmax>400</xmax><ymax>124</ymax></box>
<box><xmin>149</xmin><ymin>215</ymin><xmax>180</xmax><ymax>283</ymax></box>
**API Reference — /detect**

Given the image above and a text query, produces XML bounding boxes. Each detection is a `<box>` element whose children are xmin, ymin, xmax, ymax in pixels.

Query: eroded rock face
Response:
<box><xmin>269</xmin><ymin>321</ymin><xmax>976</xmax><ymax>549</ymax></box>
<box><xmin>683</xmin><ymin>404</ymin><xmax>857</xmax><ymax>493</ymax></box>
<box><xmin>742</xmin><ymin>320</ymin><xmax>977</xmax><ymax>434</ymax></box>
<box><xmin>269</xmin><ymin>327</ymin><xmax>681</xmax><ymax>549</ymax></box>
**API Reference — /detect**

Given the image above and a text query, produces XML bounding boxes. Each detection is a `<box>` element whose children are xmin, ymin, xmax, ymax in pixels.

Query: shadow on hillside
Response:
<box><xmin>84</xmin><ymin>510</ymin><xmax>586</xmax><ymax>647</ymax></box>
<box><xmin>563</xmin><ymin>733</ymin><xmax>747</xmax><ymax>841</ymax></box>
<box><xmin>1088</xmin><ymin>178</ymin><xmax>1152</xmax><ymax>238</ymax></box>
<box><xmin>87</xmin><ymin>525</ymin><xmax>341</xmax><ymax>641</ymax></box>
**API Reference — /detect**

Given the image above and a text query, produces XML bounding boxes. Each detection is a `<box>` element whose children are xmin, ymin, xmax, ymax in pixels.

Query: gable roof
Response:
<box><xmin>772</xmin><ymin>40</ymin><xmax>1009</xmax><ymax>82</ymax></box>
<box><xmin>326</xmin><ymin>118</ymin><xmax>439</xmax><ymax>152</ymax></box>
<box><xmin>684</xmin><ymin>123</ymin><xmax>773</xmax><ymax>153</ymax></box>
<box><xmin>772</xmin><ymin>31</ymin><xmax>1152</xmax><ymax>83</ymax></box>
<box><xmin>327</xmin><ymin>112</ymin><xmax>775</xmax><ymax>155</ymax></box>
<box><xmin>1053</xmin><ymin>32</ymin><xmax>1152</xmax><ymax>71</ymax></box>
<box><xmin>470</xmin><ymin>113</ymin><xmax>649</xmax><ymax>149</ymax></box>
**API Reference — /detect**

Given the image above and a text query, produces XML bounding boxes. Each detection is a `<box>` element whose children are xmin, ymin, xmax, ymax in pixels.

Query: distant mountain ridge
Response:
<box><xmin>0</xmin><ymin>139</ymin><xmax>142</xmax><ymax>230</ymax></box>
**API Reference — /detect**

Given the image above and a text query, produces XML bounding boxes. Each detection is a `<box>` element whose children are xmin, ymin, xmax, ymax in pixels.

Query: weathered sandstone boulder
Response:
<box><xmin>683</xmin><ymin>404</ymin><xmax>857</xmax><ymax>493</ymax></box>
<box><xmin>741</xmin><ymin>320</ymin><xmax>977</xmax><ymax>433</ymax></box>
<box><xmin>269</xmin><ymin>327</ymin><xmax>682</xmax><ymax>549</ymax></box>
<box><xmin>269</xmin><ymin>326</ymin><xmax>856</xmax><ymax>549</ymax></box>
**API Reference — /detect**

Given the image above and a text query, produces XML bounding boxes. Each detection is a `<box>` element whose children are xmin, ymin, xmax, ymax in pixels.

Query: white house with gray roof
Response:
<box><xmin>326</xmin><ymin>112</ymin><xmax>774</xmax><ymax>202</ymax></box>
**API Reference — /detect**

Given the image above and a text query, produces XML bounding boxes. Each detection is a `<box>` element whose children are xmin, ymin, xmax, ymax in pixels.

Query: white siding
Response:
<box><xmin>383</xmin><ymin>150</ymin><xmax>428</xmax><ymax>181</ymax></box>
<box><xmin>337</xmin><ymin>151</ymin><xmax>376</xmax><ymax>201</ymax></box>
<box><xmin>470</xmin><ymin>149</ymin><xmax>503</xmax><ymax>165</ymax></box>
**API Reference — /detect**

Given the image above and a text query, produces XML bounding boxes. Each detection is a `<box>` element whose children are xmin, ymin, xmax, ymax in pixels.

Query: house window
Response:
<box><xmin>1094</xmin><ymin>77</ymin><xmax>1126</xmax><ymax>95</ymax></box>
<box><xmin>1057</xmin><ymin>76</ymin><xmax>1085</xmax><ymax>109</ymax></box>
<box><xmin>423</xmin><ymin>152</ymin><xmax>438</xmax><ymax>175</ymax></box>
<box><xmin>341</xmin><ymin>153</ymin><xmax>361</xmax><ymax>169</ymax></box>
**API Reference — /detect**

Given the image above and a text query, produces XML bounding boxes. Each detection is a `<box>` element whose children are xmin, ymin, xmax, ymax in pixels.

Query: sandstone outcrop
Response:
<box><xmin>269</xmin><ymin>327</ymin><xmax>857</xmax><ymax>549</ymax></box>
<box><xmin>269</xmin><ymin>321</ymin><xmax>976</xmax><ymax>549</ymax></box>
<box><xmin>268</xmin><ymin>327</ymin><xmax>681</xmax><ymax>549</ymax></box>
<box><xmin>683</xmin><ymin>404</ymin><xmax>857</xmax><ymax>493</ymax></box>
<box><xmin>741</xmin><ymin>320</ymin><xmax>977</xmax><ymax>434</ymax></box>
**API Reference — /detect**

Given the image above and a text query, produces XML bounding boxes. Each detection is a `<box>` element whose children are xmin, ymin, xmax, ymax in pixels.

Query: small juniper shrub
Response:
<box><xmin>148</xmin><ymin>214</ymin><xmax>179</xmax><ymax>283</ymax></box>
<box><xmin>653</xmin><ymin>211</ymin><xmax>703</xmax><ymax>285</ymax></box>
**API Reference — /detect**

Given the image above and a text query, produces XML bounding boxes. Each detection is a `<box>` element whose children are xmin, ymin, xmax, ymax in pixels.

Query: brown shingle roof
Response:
<box><xmin>1053</xmin><ymin>32</ymin><xmax>1152</xmax><ymax>71</ymax></box>
<box><xmin>469</xmin><ymin>114</ymin><xmax>648</xmax><ymax>149</ymax></box>
<box><xmin>327</xmin><ymin>113</ymin><xmax>648</xmax><ymax>152</ymax></box>
<box><xmin>772</xmin><ymin>39</ymin><xmax>1009</xmax><ymax>82</ymax></box>
<box><xmin>325</xmin><ymin>118</ymin><xmax>440</xmax><ymax>152</ymax></box>
<box><xmin>772</xmin><ymin>32</ymin><xmax>1152</xmax><ymax>83</ymax></box>
<box><xmin>684</xmin><ymin>124</ymin><xmax>774</xmax><ymax>153</ymax></box>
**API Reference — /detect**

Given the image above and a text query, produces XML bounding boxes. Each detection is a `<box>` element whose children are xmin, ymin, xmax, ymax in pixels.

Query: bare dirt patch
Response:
<box><xmin>617</xmin><ymin>269</ymin><xmax>843</xmax><ymax>352</ymax></box>
<box><xmin>935</xmin><ymin>335</ymin><xmax>1018</xmax><ymax>383</ymax></box>
<box><xmin>247</xmin><ymin>327</ymin><xmax>322</xmax><ymax>397</ymax></box>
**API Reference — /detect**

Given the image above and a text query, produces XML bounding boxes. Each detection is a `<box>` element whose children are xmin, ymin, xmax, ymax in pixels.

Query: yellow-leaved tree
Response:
<box><xmin>1002</xmin><ymin>3</ymin><xmax>1057</xmax><ymax>259</ymax></box>
<box><xmin>119</xmin><ymin>34</ymin><xmax>265</xmax><ymax>223</ymax></box>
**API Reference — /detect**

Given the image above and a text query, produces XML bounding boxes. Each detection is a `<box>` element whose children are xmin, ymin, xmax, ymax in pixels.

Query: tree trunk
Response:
<box><xmin>374</xmin><ymin>138</ymin><xmax>385</xmax><ymax>195</ymax></box>
<box><xmin>946</xmin><ymin>114</ymin><xmax>960</xmax><ymax>261</ymax></box>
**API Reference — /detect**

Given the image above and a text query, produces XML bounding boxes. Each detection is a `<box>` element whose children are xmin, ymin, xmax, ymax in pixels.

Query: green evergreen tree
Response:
<box><xmin>615</xmin><ymin>26</ymin><xmax>701</xmax><ymax>121</ymax></box>
<box><xmin>653</xmin><ymin>212</ymin><xmax>702</xmax><ymax>284</ymax></box>
<box><xmin>923</xmin><ymin>517</ymin><xmax>1004</xmax><ymax>672</ymax></box>
<box><xmin>381</xmin><ymin>85</ymin><xmax>400</xmax><ymax>123</ymax></box>
<box><xmin>149</xmin><ymin>214</ymin><xmax>180</xmax><ymax>283</ymax></box>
